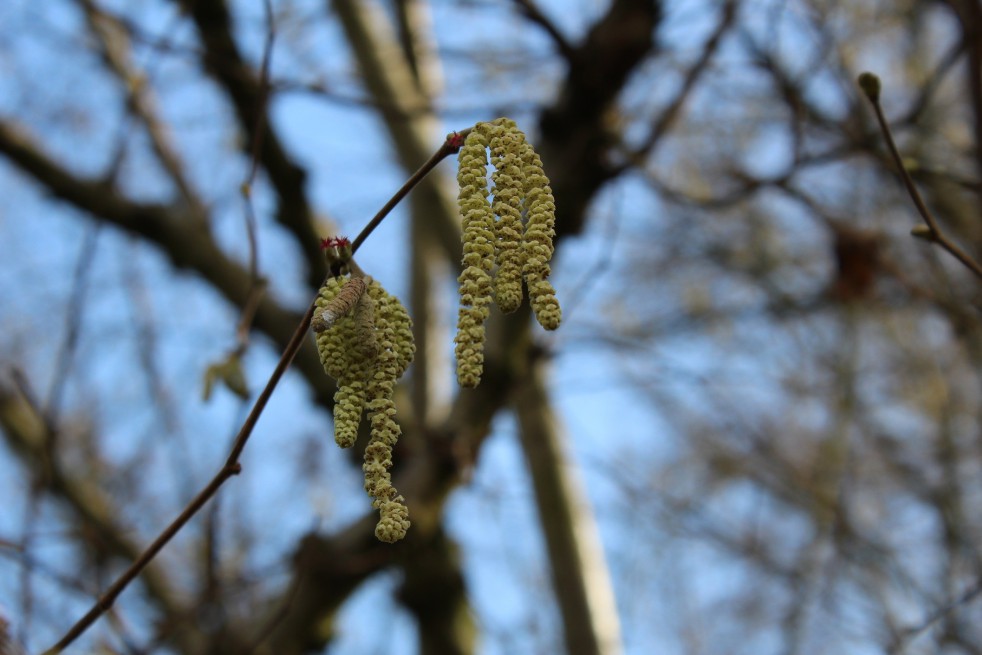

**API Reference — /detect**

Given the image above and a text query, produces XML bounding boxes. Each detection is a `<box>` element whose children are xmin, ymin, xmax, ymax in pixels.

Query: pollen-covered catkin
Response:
<box><xmin>362</xmin><ymin>281</ymin><xmax>414</xmax><ymax>542</ymax></box>
<box><xmin>489</xmin><ymin>121</ymin><xmax>526</xmax><ymax>314</ymax></box>
<box><xmin>455</xmin><ymin>128</ymin><xmax>496</xmax><ymax>387</ymax></box>
<box><xmin>375</xmin><ymin>497</ymin><xmax>411</xmax><ymax>543</ymax></box>
<box><xmin>315</xmin><ymin>277</ymin><xmax>352</xmax><ymax>381</ymax></box>
<box><xmin>519</xmin><ymin>140</ymin><xmax>561</xmax><ymax>330</ymax></box>
<box><xmin>315</xmin><ymin>276</ymin><xmax>378</xmax><ymax>448</ymax></box>
<box><xmin>331</xmin><ymin>314</ymin><xmax>375</xmax><ymax>449</ymax></box>
<box><xmin>453</xmin><ymin>119</ymin><xmax>562</xmax><ymax>384</ymax></box>
<box><xmin>314</xmin><ymin>275</ymin><xmax>415</xmax><ymax>542</ymax></box>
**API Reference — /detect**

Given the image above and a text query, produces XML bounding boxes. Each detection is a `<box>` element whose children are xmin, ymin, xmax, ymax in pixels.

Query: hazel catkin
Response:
<box><xmin>455</xmin><ymin>128</ymin><xmax>496</xmax><ymax>387</ymax></box>
<box><xmin>489</xmin><ymin>120</ymin><xmax>525</xmax><ymax>314</ymax></box>
<box><xmin>313</xmin><ymin>274</ymin><xmax>415</xmax><ymax>542</ymax></box>
<box><xmin>453</xmin><ymin>118</ymin><xmax>562</xmax><ymax>386</ymax></box>
<box><xmin>519</xmin><ymin>139</ymin><xmax>561</xmax><ymax>330</ymax></box>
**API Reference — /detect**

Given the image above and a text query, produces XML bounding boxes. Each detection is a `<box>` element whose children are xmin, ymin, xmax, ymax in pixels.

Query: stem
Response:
<box><xmin>860</xmin><ymin>75</ymin><xmax>982</xmax><ymax>280</ymax></box>
<box><xmin>42</xmin><ymin>131</ymin><xmax>466</xmax><ymax>655</ymax></box>
<box><xmin>351</xmin><ymin>128</ymin><xmax>470</xmax><ymax>252</ymax></box>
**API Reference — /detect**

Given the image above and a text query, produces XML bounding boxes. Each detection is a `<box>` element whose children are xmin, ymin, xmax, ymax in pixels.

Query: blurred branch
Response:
<box><xmin>393</xmin><ymin>0</ymin><xmax>444</xmax><ymax>97</ymax></box>
<box><xmin>396</xmin><ymin>528</ymin><xmax>476</xmax><ymax>655</ymax></box>
<box><xmin>261</xmin><ymin>514</ymin><xmax>400</xmax><ymax>653</ymax></box>
<box><xmin>0</xmin><ymin>375</ymin><xmax>193</xmax><ymax>654</ymax></box>
<box><xmin>629</xmin><ymin>0</ymin><xmax>736</xmax><ymax>165</ymax></box>
<box><xmin>897</xmin><ymin>33</ymin><xmax>969</xmax><ymax>127</ymax></box>
<box><xmin>77</xmin><ymin>0</ymin><xmax>204</xmax><ymax>211</ymax></box>
<box><xmin>539</xmin><ymin>0</ymin><xmax>662</xmax><ymax>238</ymax></box>
<box><xmin>939</xmin><ymin>0</ymin><xmax>982</xmax><ymax>190</ymax></box>
<box><xmin>0</xmin><ymin>118</ymin><xmax>335</xmax><ymax>406</ymax></box>
<box><xmin>511</xmin><ymin>0</ymin><xmax>576</xmax><ymax>62</ymax></box>
<box><xmin>333</xmin><ymin>0</ymin><xmax>460</xmax><ymax>424</ymax></box>
<box><xmin>889</xmin><ymin>576</ymin><xmax>982</xmax><ymax>653</ymax></box>
<box><xmin>515</xmin><ymin>356</ymin><xmax>622</xmax><ymax>655</ymax></box>
<box><xmin>45</xmin><ymin>224</ymin><xmax>100</xmax><ymax>422</ymax></box>
<box><xmin>232</xmin><ymin>0</ymin><xmax>276</xmax><ymax>355</ymax></box>
<box><xmin>176</xmin><ymin>0</ymin><xmax>327</xmax><ymax>288</ymax></box>
<box><xmin>40</xmin><ymin>130</ymin><xmax>467</xmax><ymax>655</ymax></box>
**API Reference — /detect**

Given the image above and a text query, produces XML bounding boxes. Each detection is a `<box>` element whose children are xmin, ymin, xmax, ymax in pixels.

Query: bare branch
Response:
<box><xmin>539</xmin><ymin>0</ymin><xmax>662</xmax><ymax>238</ymax></box>
<box><xmin>515</xmin><ymin>357</ymin><xmax>622</xmax><ymax>655</ymax></box>
<box><xmin>511</xmin><ymin>0</ymin><xmax>577</xmax><ymax>62</ymax></box>
<box><xmin>630</xmin><ymin>0</ymin><xmax>736</xmax><ymax>164</ymax></box>
<box><xmin>0</xmin><ymin>377</ymin><xmax>190</xmax><ymax>653</ymax></box>
<box><xmin>76</xmin><ymin>0</ymin><xmax>204</xmax><ymax>210</ymax></box>
<box><xmin>40</xmin><ymin>130</ymin><xmax>466</xmax><ymax>654</ymax></box>
<box><xmin>858</xmin><ymin>72</ymin><xmax>982</xmax><ymax>280</ymax></box>
<box><xmin>0</xmin><ymin>118</ymin><xmax>334</xmax><ymax>404</ymax></box>
<box><xmin>176</xmin><ymin>0</ymin><xmax>327</xmax><ymax>287</ymax></box>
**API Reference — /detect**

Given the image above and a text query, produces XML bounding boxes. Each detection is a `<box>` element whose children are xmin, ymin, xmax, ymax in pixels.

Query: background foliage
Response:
<box><xmin>1</xmin><ymin>0</ymin><xmax>982</xmax><ymax>653</ymax></box>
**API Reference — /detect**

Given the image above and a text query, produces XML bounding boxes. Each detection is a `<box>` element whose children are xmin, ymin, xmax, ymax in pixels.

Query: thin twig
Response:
<box><xmin>235</xmin><ymin>0</ymin><xmax>276</xmax><ymax>352</ymax></box>
<box><xmin>350</xmin><ymin>128</ymin><xmax>469</xmax><ymax>253</ymax></box>
<box><xmin>41</xmin><ymin>130</ymin><xmax>466</xmax><ymax>655</ymax></box>
<box><xmin>631</xmin><ymin>0</ymin><xmax>736</xmax><ymax>164</ymax></box>
<box><xmin>858</xmin><ymin>72</ymin><xmax>982</xmax><ymax>280</ymax></box>
<box><xmin>510</xmin><ymin>0</ymin><xmax>576</xmax><ymax>62</ymax></box>
<box><xmin>888</xmin><ymin>578</ymin><xmax>982</xmax><ymax>653</ymax></box>
<box><xmin>46</xmin><ymin>223</ymin><xmax>101</xmax><ymax>422</ymax></box>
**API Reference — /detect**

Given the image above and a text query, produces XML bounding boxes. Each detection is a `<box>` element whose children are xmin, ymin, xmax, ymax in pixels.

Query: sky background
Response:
<box><xmin>0</xmin><ymin>0</ymin><xmax>975</xmax><ymax>653</ymax></box>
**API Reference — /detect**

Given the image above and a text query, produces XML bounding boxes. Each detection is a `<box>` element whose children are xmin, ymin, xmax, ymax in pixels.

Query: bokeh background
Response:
<box><xmin>2</xmin><ymin>0</ymin><xmax>982</xmax><ymax>653</ymax></box>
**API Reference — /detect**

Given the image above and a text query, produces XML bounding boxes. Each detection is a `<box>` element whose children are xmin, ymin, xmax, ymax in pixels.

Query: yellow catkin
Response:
<box><xmin>315</xmin><ymin>277</ymin><xmax>352</xmax><ymax>381</ymax></box>
<box><xmin>375</xmin><ymin>497</ymin><xmax>411</xmax><ymax>543</ymax></box>
<box><xmin>489</xmin><ymin>120</ymin><xmax>526</xmax><ymax>314</ymax></box>
<box><xmin>316</xmin><ymin>277</ymin><xmax>415</xmax><ymax>541</ymax></box>
<box><xmin>332</xmin><ymin>313</ymin><xmax>375</xmax><ymax>449</ymax></box>
<box><xmin>315</xmin><ymin>276</ymin><xmax>381</xmax><ymax>448</ymax></box>
<box><xmin>379</xmin><ymin>287</ymin><xmax>415</xmax><ymax>377</ymax></box>
<box><xmin>519</xmin><ymin>139</ymin><xmax>561</xmax><ymax>330</ymax></box>
<box><xmin>361</xmin><ymin>281</ymin><xmax>414</xmax><ymax>542</ymax></box>
<box><xmin>455</xmin><ymin>128</ymin><xmax>496</xmax><ymax>387</ymax></box>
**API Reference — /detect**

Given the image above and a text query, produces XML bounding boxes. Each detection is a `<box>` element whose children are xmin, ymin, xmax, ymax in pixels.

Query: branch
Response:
<box><xmin>176</xmin><ymin>0</ymin><xmax>327</xmax><ymax>288</ymax></box>
<box><xmin>630</xmin><ymin>0</ymin><xmax>736</xmax><ymax>164</ymax></box>
<box><xmin>0</xmin><ymin>379</ymin><xmax>193</xmax><ymax>654</ymax></box>
<box><xmin>511</xmin><ymin>0</ymin><xmax>577</xmax><ymax>62</ymax></box>
<box><xmin>40</xmin><ymin>130</ymin><xmax>466</xmax><ymax>655</ymax></box>
<box><xmin>515</xmin><ymin>356</ymin><xmax>622</xmax><ymax>655</ymax></box>
<box><xmin>76</xmin><ymin>0</ymin><xmax>204</xmax><ymax>211</ymax></box>
<box><xmin>0</xmin><ymin>118</ymin><xmax>333</xmax><ymax>405</ymax></box>
<box><xmin>539</xmin><ymin>0</ymin><xmax>662</xmax><ymax>238</ymax></box>
<box><xmin>396</xmin><ymin>528</ymin><xmax>476</xmax><ymax>655</ymax></box>
<box><xmin>233</xmin><ymin>0</ymin><xmax>276</xmax><ymax>354</ymax></box>
<box><xmin>938</xmin><ymin>0</ymin><xmax>982</xmax><ymax>191</ymax></box>
<box><xmin>857</xmin><ymin>72</ymin><xmax>982</xmax><ymax>280</ymax></box>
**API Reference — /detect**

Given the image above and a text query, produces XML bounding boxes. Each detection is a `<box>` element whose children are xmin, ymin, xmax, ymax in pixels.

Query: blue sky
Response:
<box><xmin>2</xmin><ymin>0</ymin><xmax>774</xmax><ymax>652</ymax></box>
<box><xmin>1</xmin><ymin>0</ymin><xmax>973</xmax><ymax>653</ymax></box>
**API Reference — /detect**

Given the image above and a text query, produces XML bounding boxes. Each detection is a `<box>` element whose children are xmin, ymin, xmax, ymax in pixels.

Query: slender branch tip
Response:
<box><xmin>858</xmin><ymin>72</ymin><xmax>881</xmax><ymax>103</ymax></box>
<box><xmin>910</xmin><ymin>224</ymin><xmax>935</xmax><ymax>241</ymax></box>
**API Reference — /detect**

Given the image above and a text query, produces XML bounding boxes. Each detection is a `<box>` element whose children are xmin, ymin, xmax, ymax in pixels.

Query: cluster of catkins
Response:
<box><xmin>313</xmin><ymin>254</ymin><xmax>415</xmax><ymax>543</ymax></box>
<box><xmin>312</xmin><ymin>119</ymin><xmax>560</xmax><ymax>543</ymax></box>
<box><xmin>455</xmin><ymin>117</ymin><xmax>561</xmax><ymax>388</ymax></box>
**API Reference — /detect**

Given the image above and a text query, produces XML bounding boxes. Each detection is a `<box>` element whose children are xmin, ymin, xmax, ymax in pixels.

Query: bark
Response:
<box><xmin>515</xmin><ymin>359</ymin><xmax>623</xmax><ymax>655</ymax></box>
